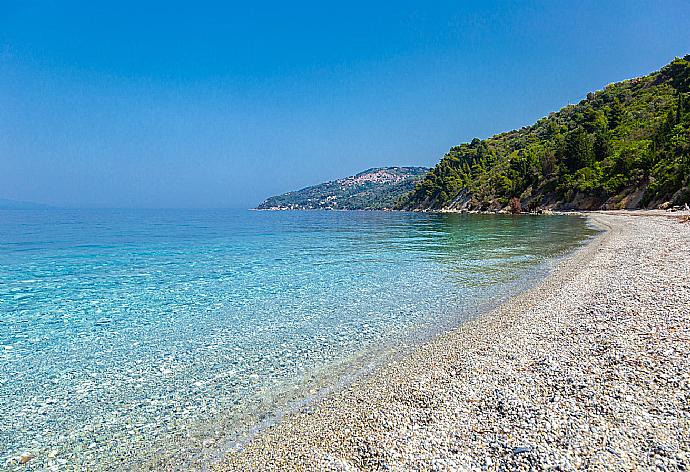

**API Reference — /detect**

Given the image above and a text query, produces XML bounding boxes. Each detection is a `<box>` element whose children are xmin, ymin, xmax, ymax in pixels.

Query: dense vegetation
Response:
<box><xmin>399</xmin><ymin>56</ymin><xmax>690</xmax><ymax>211</ymax></box>
<box><xmin>256</xmin><ymin>167</ymin><xmax>428</xmax><ymax>210</ymax></box>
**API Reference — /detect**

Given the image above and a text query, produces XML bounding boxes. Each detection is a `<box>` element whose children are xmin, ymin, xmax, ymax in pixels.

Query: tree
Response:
<box><xmin>593</xmin><ymin>129</ymin><xmax>612</xmax><ymax>161</ymax></box>
<box><xmin>606</xmin><ymin>98</ymin><xmax>625</xmax><ymax>130</ymax></box>
<box><xmin>563</xmin><ymin>127</ymin><xmax>594</xmax><ymax>172</ymax></box>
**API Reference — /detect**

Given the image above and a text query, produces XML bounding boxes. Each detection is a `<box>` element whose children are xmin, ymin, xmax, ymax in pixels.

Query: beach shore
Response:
<box><xmin>217</xmin><ymin>212</ymin><xmax>690</xmax><ymax>470</ymax></box>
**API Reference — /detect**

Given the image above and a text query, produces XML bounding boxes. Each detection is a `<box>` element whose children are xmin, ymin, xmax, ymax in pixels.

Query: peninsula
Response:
<box><xmin>256</xmin><ymin>167</ymin><xmax>428</xmax><ymax>210</ymax></box>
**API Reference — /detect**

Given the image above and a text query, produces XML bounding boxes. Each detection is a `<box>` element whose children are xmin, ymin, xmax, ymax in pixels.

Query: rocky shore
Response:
<box><xmin>218</xmin><ymin>213</ymin><xmax>690</xmax><ymax>470</ymax></box>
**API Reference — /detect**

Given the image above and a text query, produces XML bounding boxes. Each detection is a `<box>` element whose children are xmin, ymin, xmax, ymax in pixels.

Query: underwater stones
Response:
<box><xmin>219</xmin><ymin>215</ymin><xmax>690</xmax><ymax>471</ymax></box>
<box><xmin>18</xmin><ymin>452</ymin><xmax>35</xmax><ymax>464</ymax></box>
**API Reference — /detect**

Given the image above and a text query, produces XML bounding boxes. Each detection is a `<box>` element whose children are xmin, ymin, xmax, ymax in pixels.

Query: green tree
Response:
<box><xmin>563</xmin><ymin>127</ymin><xmax>594</xmax><ymax>172</ymax></box>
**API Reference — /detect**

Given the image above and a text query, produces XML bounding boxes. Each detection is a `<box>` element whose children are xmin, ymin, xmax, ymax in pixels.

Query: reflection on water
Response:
<box><xmin>426</xmin><ymin>213</ymin><xmax>595</xmax><ymax>284</ymax></box>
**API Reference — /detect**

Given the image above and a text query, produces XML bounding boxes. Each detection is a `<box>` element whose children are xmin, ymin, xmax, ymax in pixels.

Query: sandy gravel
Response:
<box><xmin>217</xmin><ymin>213</ymin><xmax>690</xmax><ymax>471</ymax></box>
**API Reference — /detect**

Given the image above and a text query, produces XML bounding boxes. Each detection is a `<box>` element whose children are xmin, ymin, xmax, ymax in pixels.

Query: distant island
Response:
<box><xmin>256</xmin><ymin>167</ymin><xmax>428</xmax><ymax>210</ymax></box>
<box><xmin>0</xmin><ymin>198</ymin><xmax>51</xmax><ymax>210</ymax></box>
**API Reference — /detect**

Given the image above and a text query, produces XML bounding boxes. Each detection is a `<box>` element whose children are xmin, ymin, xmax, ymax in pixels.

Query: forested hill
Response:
<box><xmin>256</xmin><ymin>167</ymin><xmax>428</xmax><ymax>210</ymax></box>
<box><xmin>399</xmin><ymin>56</ymin><xmax>690</xmax><ymax>211</ymax></box>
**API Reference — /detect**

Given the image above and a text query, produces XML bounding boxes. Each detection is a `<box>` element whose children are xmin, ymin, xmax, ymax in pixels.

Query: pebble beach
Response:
<box><xmin>219</xmin><ymin>212</ymin><xmax>690</xmax><ymax>471</ymax></box>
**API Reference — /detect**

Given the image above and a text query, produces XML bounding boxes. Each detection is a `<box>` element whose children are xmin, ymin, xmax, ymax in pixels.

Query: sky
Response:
<box><xmin>1</xmin><ymin>1</ymin><xmax>689</xmax><ymax>209</ymax></box>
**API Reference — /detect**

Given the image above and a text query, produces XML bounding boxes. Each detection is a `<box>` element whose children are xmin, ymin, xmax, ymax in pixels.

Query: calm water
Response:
<box><xmin>0</xmin><ymin>209</ymin><xmax>596</xmax><ymax>469</ymax></box>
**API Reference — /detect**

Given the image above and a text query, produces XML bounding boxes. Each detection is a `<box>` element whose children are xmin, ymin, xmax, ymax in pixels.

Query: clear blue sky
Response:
<box><xmin>1</xmin><ymin>1</ymin><xmax>689</xmax><ymax>208</ymax></box>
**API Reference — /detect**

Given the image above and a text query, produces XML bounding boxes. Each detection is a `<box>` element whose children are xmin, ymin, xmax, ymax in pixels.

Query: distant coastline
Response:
<box><xmin>0</xmin><ymin>198</ymin><xmax>52</xmax><ymax>210</ymax></box>
<box><xmin>255</xmin><ymin>167</ymin><xmax>428</xmax><ymax>211</ymax></box>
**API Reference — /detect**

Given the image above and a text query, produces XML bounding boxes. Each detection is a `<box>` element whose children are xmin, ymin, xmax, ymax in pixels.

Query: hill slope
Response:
<box><xmin>256</xmin><ymin>167</ymin><xmax>428</xmax><ymax>210</ymax></box>
<box><xmin>399</xmin><ymin>56</ymin><xmax>690</xmax><ymax>211</ymax></box>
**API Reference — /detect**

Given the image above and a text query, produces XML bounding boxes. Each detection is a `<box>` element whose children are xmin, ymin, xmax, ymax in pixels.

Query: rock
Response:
<box><xmin>19</xmin><ymin>452</ymin><xmax>35</xmax><ymax>464</ymax></box>
<box><xmin>513</xmin><ymin>446</ymin><xmax>532</xmax><ymax>454</ymax></box>
<box><xmin>202</xmin><ymin>438</ymin><xmax>214</xmax><ymax>448</ymax></box>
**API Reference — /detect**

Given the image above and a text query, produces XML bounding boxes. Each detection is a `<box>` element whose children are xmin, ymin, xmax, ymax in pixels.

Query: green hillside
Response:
<box><xmin>399</xmin><ymin>56</ymin><xmax>690</xmax><ymax>211</ymax></box>
<box><xmin>256</xmin><ymin>167</ymin><xmax>428</xmax><ymax>210</ymax></box>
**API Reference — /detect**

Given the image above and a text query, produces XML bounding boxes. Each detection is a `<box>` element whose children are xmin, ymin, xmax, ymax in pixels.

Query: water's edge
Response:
<box><xmin>0</xmin><ymin>210</ymin><xmax>598</xmax><ymax>470</ymax></box>
<box><xmin>186</xmin><ymin>214</ymin><xmax>605</xmax><ymax>470</ymax></box>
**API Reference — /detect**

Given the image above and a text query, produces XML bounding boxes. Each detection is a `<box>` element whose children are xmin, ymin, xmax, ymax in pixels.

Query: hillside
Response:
<box><xmin>399</xmin><ymin>56</ymin><xmax>690</xmax><ymax>211</ymax></box>
<box><xmin>256</xmin><ymin>167</ymin><xmax>428</xmax><ymax>210</ymax></box>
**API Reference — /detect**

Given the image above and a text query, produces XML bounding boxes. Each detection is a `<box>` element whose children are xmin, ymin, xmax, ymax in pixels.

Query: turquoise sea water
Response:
<box><xmin>0</xmin><ymin>209</ymin><xmax>596</xmax><ymax>469</ymax></box>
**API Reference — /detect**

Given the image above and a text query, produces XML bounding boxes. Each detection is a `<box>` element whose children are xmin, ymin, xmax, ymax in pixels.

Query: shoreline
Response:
<box><xmin>252</xmin><ymin>207</ymin><xmax>690</xmax><ymax>218</ymax></box>
<box><xmin>217</xmin><ymin>212</ymin><xmax>690</xmax><ymax>470</ymax></box>
<box><xmin>179</xmin><ymin>215</ymin><xmax>597</xmax><ymax>470</ymax></box>
<box><xmin>1</xmin><ymin>211</ymin><xmax>596</xmax><ymax>471</ymax></box>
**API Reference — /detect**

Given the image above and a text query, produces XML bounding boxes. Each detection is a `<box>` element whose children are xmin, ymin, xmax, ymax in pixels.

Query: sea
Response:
<box><xmin>0</xmin><ymin>209</ymin><xmax>597</xmax><ymax>469</ymax></box>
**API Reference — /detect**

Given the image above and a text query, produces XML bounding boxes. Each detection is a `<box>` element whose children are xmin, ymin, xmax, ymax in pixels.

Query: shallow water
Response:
<box><xmin>0</xmin><ymin>209</ymin><xmax>596</xmax><ymax>469</ymax></box>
